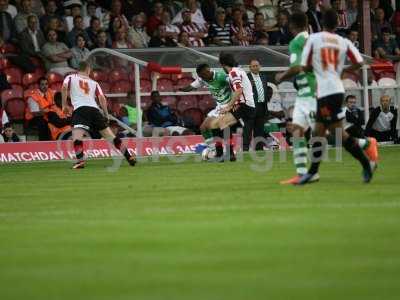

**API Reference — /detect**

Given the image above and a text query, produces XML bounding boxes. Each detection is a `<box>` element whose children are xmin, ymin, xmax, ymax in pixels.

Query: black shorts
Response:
<box><xmin>316</xmin><ymin>93</ymin><xmax>346</xmax><ymax>125</ymax></box>
<box><xmin>231</xmin><ymin>103</ymin><xmax>256</xmax><ymax>124</ymax></box>
<box><xmin>71</xmin><ymin>106</ymin><xmax>108</xmax><ymax>132</ymax></box>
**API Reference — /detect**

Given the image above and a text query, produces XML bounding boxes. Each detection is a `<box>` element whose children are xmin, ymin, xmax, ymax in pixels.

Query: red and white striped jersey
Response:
<box><xmin>230</xmin><ymin>24</ymin><xmax>253</xmax><ymax>46</ymax></box>
<box><xmin>228</xmin><ymin>67</ymin><xmax>255</xmax><ymax>107</ymax></box>
<box><xmin>301</xmin><ymin>31</ymin><xmax>363</xmax><ymax>98</ymax></box>
<box><xmin>181</xmin><ymin>22</ymin><xmax>207</xmax><ymax>47</ymax></box>
<box><xmin>62</xmin><ymin>73</ymin><xmax>104</xmax><ymax>110</ymax></box>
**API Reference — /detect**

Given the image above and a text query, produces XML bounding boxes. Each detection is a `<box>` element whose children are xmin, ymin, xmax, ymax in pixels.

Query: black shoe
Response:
<box><xmin>127</xmin><ymin>155</ymin><xmax>137</xmax><ymax>166</ymax></box>
<box><xmin>72</xmin><ymin>160</ymin><xmax>85</xmax><ymax>169</ymax></box>
<box><xmin>362</xmin><ymin>164</ymin><xmax>373</xmax><ymax>183</ymax></box>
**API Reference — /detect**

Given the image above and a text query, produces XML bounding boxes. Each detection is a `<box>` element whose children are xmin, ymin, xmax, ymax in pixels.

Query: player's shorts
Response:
<box><xmin>292</xmin><ymin>97</ymin><xmax>317</xmax><ymax>130</ymax></box>
<box><xmin>316</xmin><ymin>93</ymin><xmax>346</xmax><ymax>125</ymax></box>
<box><xmin>71</xmin><ymin>106</ymin><xmax>108</xmax><ymax>132</ymax></box>
<box><xmin>207</xmin><ymin>103</ymin><xmax>228</xmax><ymax>118</ymax></box>
<box><xmin>231</xmin><ymin>103</ymin><xmax>256</xmax><ymax>125</ymax></box>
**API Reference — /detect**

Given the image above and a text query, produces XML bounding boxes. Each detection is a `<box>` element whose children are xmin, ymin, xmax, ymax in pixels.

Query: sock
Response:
<box><xmin>293</xmin><ymin>137</ymin><xmax>308</xmax><ymax>176</ymax></box>
<box><xmin>308</xmin><ymin>140</ymin><xmax>325</xmax><ymax>175</ymax></box>
<box><xmin>229</xmin><ymin>129</ymin><xmax>235</xmax><ymax>157</ymax></box>
<box><xmin>215</xmin><ymin>141</ymin><xmax>223</xmax><ymax>157</ymax></box>
<box><xmin>357</xmin><ymin>138</ymin><xmax>369</xmax><ymax>150</ymax></box>
<box><xmin>343</xmin><ymin>137</ymin><xmax>370</xmax><ymax>170</ymax></box>
<box><xmin>113</xmin><ymin>136</ymin><xmax>133</xmax><ymax>161</ymax></box>
<box><xmin>202</xmin><ymin>130</ymin><xmax>214</xmax><ymax>145</ymax></box>
<box><xmin>73</xmin><ymin>140</ymin><xmax>84</xmax><ymax>161</ymax></box>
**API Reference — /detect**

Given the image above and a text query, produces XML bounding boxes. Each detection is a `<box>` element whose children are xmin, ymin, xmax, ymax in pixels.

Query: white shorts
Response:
<box><xmin>207</xmin><ymin>104</ymin><xmax>228</xmax><ymax>118</ymax></box>
<box><xmin>292</xmin><ymin>97</ymin><xmax>317</xmax><ymax>130</ymax></box>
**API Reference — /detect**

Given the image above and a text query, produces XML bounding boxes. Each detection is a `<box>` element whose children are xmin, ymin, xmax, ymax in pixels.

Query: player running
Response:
<box><xmin>276</xmin><ymin>12</ymin><xmax>320</xmax><ymax>184</ymax></box>
<box><xmin>179</xmin><ymin>63</ymin><xmax>232</xmax><ymax>158</ymax></box>
<box><xmin>297</xmin><ymin>9</ymin><xmax>378</xmax><ymax>184</ymax></box>
<box><xmin>61</xmin><ymin>61</ymin><xmax>136</xmax><ymax>169</ymax></box>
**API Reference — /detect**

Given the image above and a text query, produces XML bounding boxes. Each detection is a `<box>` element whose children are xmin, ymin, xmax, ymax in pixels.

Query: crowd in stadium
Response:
<box><xmin>0</xmin><ymin>0</ymin><xmax>399</xmax><ymax>144</ymax></box>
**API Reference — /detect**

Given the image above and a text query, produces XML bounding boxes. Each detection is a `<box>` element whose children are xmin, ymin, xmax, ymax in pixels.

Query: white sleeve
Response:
<box><xmin>346</xmin><ymin>39</ymin><xmax>363</xmax><ymax>64</ymax></box>
<box><xmin>95</xmin><ymin>83</ymin><xmax>104</xmax><ymax>97</ymax></box>
<box><xmin>2</xmin><ymin>110</ymin><xmax>9</xmax><ymax>124</ymax></box>
<box><xmin>229</xmin><ymin>70</ymin><xmax>243</xmax><ymax>91</ymax></box>
<box><xmin>28</xmin><ymin>98</ymin><xmax>40</xmax><ymax>112</ymax></box>
<box><xmin>190</xmin><ymin>78</ymin><xmax>203</xmax><ymax>89</ymax></box>
<box><xmin>301</xmin><ymin>36</ymin><xmax>314</xmax><ymax>67</ymax></box>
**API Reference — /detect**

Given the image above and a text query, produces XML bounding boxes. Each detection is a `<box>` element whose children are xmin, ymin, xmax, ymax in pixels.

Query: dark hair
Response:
<box><xmin>196</xmin><ymin>63</ymin><xmax>209</xmax><ymax>74</ymax></box>
<box><xmin>345</xmin><ymin>95</ymin><xmax>356</xmax><ymax>102</ymax></box>
<box><xmin>232</xmin><ymin>8</ymin><xmax>241</xmax><ymax>15</ymax></box>
<box><xmin>219</xmin><ymin>52</ymin><xmax>237</xmax><ymax>68</ymax></box>
<box><xmin>75</xmin><ymin>34</ymin><xmax>86</xmax><ymax>43</ymax></box>
<box><xmin>151</xmin><ymin>90</ymin><xmax>160</xmax><ymax>97</ymax></box>
<box><xmin>90</xmin><ymin>16</ymin><xmax>100</xmax><ymax>26</ymax></box>
<box><xmin>79</xmin><ymin>61</ymin><xmax>90</xmax><ymax>71</ymax></box>
<box><xmin>73</xmin><ymin>15</ymin><xmax>83</xmax><ymax>22</ymax></box>
<box><xmin>322</xmin><ymin>9</ymin><xmax>338</xmax><ymax>30</ymax></box>
<box><xmin>27</xmin><ymin>14</ymin><xmax>37</xmax><ymax>22</ymax></box>
<box><xmin>254</xmin><ymin>12</ymin><xmax>264</xmax><ymax>19</ymax></box>
<box><xmin>289</xmin><ymin>12</ymin><xmax>308</xmax><ymax>30</ymax></box>
<box><xmin>381</xmin><ymin>27</ymin><xmax>391</xmax><ymax>34</ymax></box>
<box><xmin>38</xmin><ymin>77</ymin><xmax>47</xmax><ymax>84</ymax></box>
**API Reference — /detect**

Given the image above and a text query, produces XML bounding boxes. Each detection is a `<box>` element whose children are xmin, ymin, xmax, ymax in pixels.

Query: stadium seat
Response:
<box><xmin>30</xmin><ymin>57</ymin><xmax>42</xmax><ymax>66</ymax></box>
<box><xmin>197</xmin><ymin>94</ymin><xmax>216</xmax><ymax>113</ymax></box>
<box><xmin>23</xmin><ymin>89</ymin><xmax>36</xmax><ymax>100</ymax></box>
<box><xmin>177</xmin><ymin>95</ymin><xmax>198</xmax><ymax>112</ymax></box>
<box><xmin>47</xmin><ymin>72</ymin><xmax>63</xmax><ymax>85</ymax></box>
<box><xmin>110</xmin><ymin>68</ymin><xmax>129</xmax><ymax>82</ymax></box>
<box><xmin>175</xmin><ymin>78</ymin><xmax>194</xmax><ymax>90</ymax></box>
<box><xmin>1</xmin><ymin>43</ymin><xmax>18</xmax><ymax>54</ymax></box>
<box><xmin>22</xmin><ymin>72</ymin><xmax>41</xmax><ymax>88</ymax></box>
<box><xmin>140</xmin><ymin>96</ymin><xmax>152</xmax><ymax>110</ymax></box>
<box><xmin>91</xmin><ymin>70</ymin><xmax>108</xmax><ymax>82</ymax></box>
<box><xmin>49</xmin><ymin>82</ymin><xmax>62</xmax><ymax>92</ymax></box>
<box><xmin>111</xmin><ymin>80</ymin><xmax>132</xmax><ymax>93</ymax></box>
<box><xmin>0</xmin><ymin>57</ymin><xmax>12</xmax><ymax>70</ymax></box>
<box><xmin>182</xmin><ymin>108</ymin><xmax>204</xmax><ymax>127</ymax></box>
<box><xmin>161</xmin><ymin>96</ymin><xmax>177</xmax><ymax>109</ymax></box>
<box><xmin>4</xmin><ymin>98</ymin><xmax>25</xmax><ymax>120</ymax></box>
<box><xmin>136</xmin><ymin>79</ymin><xmax>152</xmax><ymax>93</ymax></box>
<box><xmin>4</xmin><ymin>67</ymin><xmax>22</xmax><ymax>85</ymax></box>
<box><xmin>157</xmin><ymin>78</ymin><xmax>174</xmax><ymax>92</ymax></box>
<box><xmin>139</xmin><ymin>67</ymin><xmax>151</xmax><ymax>81</ymax></box>
<box><xmin>377</xmin><ymin>77</ymin><xmax>397</xmax><ymax>103</ymax></box>
<box><xmin>1</xmin><ymin>86</ymin><xmax>23</xmax><ymax>104</ymax></box>
<box><xmin>99</xmin><ymin>81</ymin><xmax>111</xmax><ymax>93</ymax></box>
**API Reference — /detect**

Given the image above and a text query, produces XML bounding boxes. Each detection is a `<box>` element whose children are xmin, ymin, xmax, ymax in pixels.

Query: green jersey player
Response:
<box><xmin>276</xmin><ymin>12</ymin><xmax>320</xmax><ymax>184</ymax></box>
<box><xmin>180</xmin><ymin>64</ymin><xmax>232</xmax><ymax>158</ymax></box>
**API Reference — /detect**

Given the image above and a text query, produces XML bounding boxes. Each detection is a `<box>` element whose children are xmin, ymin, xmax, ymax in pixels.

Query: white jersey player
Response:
<box><xmin>295</xmin><ymin>9</ymin><xmax>378</xmax><ymax>185</ymax></box>
<box><xmin>61</xmin><ymin>61</ymin><xmax>136</xmax><ymax>169</ymax></box>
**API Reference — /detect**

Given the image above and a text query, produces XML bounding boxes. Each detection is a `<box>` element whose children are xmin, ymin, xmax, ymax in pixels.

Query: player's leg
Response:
<box><xmin>99</xmin><ymin>127</ymin><xmax>136</xmax><ymax>166</ymax></box>
<box><xmin>71</xmin><ymin>127</ymin><xmax>86</xmax><ymax>169</ymax></box>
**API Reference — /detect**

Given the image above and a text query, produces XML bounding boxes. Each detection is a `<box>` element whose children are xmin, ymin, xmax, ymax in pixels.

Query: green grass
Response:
<box><xmin>1</xmin><ymin>147</ymin><xmax>400</xmax><ymax>300</ymax></box>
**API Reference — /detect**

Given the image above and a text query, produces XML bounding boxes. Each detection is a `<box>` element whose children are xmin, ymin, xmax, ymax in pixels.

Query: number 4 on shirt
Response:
<box><xmin>79</xmin><ymin>80</ymin><xmax>90</xmax><ymax>94</ymax></box>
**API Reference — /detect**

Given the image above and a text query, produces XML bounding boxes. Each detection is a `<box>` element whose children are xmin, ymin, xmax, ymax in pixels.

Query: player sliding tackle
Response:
<box><xmin>297</xmin><ymin>9</ymin><xmax>378</xmax><ymax>185</ymax></box>
<box><xmin>179</xmin><ymin>64</ymin><xmax>232</xmax><ymax>159</ymax></box>
<box><xmin>61</xmin><ymin>61</ymin><xmax>137</xmax><ymax>169</ymax></box>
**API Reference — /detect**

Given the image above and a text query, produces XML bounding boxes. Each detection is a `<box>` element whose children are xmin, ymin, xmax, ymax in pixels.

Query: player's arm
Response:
<box><xmin>222</xmin><ymin>82</ymin><xmax>243</xmax><ymax>113</ymax></box>
<box><xmin>179</xmin><ymin>78</ymin><xmax>202</xmax><ymax>92</ymax></box>
<box><xmin>98</xmin><ymin>94</ymin><xmax>109</xmax><ymax>119</ymax></box>
<box><xmin>61</xmin><ymin>76</ymin><xmax>71</xmax><ymax>115</ymax></box>
<box><xmin>343</xmin><ymin>40</ymin><xmax>364</xmax><ymax>74</ymax></box>
<box><xmin>276</xmin><ymin>66</ymin><xmax>302</xmax><ymax>84</ymax></box>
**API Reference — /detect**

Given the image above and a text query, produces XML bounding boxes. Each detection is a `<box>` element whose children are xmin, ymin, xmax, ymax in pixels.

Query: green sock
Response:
<box><xmin>202</xmin><ymin>130</ymin><xmax>214</xmax><ymax>145</ymax></box>
<box><xmin>293</xmin><ymin>137</ymin><xmax>308</xmax><ymax>176</ymax></box>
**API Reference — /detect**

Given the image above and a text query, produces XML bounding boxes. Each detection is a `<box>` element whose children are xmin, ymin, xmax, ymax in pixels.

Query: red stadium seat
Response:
<box><xmin>140</xmin><ymin>67</ymin><xmax>151</xmax><ymax>80</ymax></box>
<box><xmin>172</xmin><ymin>72</ymin><xmax>194</xmax><ymax>83</ymax></box>
<box><xmin>47</xmin><ymin>72</ymin><xmax>63</xmax><ymax>84</ymax></box>
<box><xmin>161</xmin><ymin>96</ymin><xmax>177</xmax><ymax>109</ymax></box>
<box><xmin>1</xmin><ymin>86</ymin><xmax>23</xmax><ymax>104</ymax></box>
<box><xmin>157</xmin><ymin>78</ymin><xmax>174</xmax><ymax>92</ymax></box>
<box><xmin>24</xmin><ymin>89</ymin><xmax>36</xmax><ymax>100</ymax></box>
<box><xmin>111</xmin><ymin>80</ymin><xmax>132</xmax><ymax>93</ymax></box>
<box><xmin>110</xmin><ymin>68</ymin><xmax>129</xmax><ymax>82</ymax></box>
<box><xmin>140</xmin><ymin>96</ymin><xmax>152</xmax><ymax>110</ymax></box>
<box><xmin>4</xmin><ymin>98</ymin><xmax>25</xmax><ymax>120</ymax></box>
<box><xmin>136</xmin><ymin>79</ymin><xmax>152</xmax><ymax>93</ymax></box>
<box><xmin>198</xmin><ymin>94</ymin><xmax>216</xmax><ymax>113</ymax></box>
<box><xmin>177</xmin><ymin>95</ymin><xmax>198</xmax><ymax>112</ymax></box>
<box><xmin>91</xmin><ymin>70</ymin><xmax>108</xmax><ymax>82</ymax></box>
<box><xmin>183</xmin><ymin>108</ymin><xmax>204</xmax><ymax>127</ymax></box>
<box><xmin>30</xmin><ymin>57</ymin><xmax>42</xmax><ymax>66</ymax></box>
<box><xmin>0</xmin><ymin>57</ymin><xmax>12</xmax><ymax>70</ymax></box>
<box><xmin>22</xmin><ymin>72</ymin><xmax>41</xmax><ymax>88</ymax></box>
<box><xmin>4</xmin><ymin>67</ymin><xmax>22</xmax><ymax>85</ymax></box>
<box><xmin>175</xmin><ymin>78</ymin><xmax>194</xmax><ymax>90</ymax></box>
<box><xmin>98</xmin><ymin>81</ymin><xmax>111</xmax><ymax>93</ymax></box>
<box><xmin>50</xmin><ymin>82</ymin><xmax>62</xmax><ymax>92</ymax></box>
<box><xmin>1</xmin><ymin>43</ymin><xmax>18</xmax><ymax>54</ymax></box>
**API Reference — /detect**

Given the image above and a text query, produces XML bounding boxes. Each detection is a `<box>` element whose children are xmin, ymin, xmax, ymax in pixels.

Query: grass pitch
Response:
<box><xmin>1</xmin><ymin>147</ymin><xmax>400</xmax><ymax>300</ymax></box>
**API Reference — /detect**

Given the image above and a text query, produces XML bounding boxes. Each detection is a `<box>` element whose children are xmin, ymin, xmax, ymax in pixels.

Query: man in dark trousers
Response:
<box><xmin>247</xmin><ymin>59</ymin><xmax>268</xmax><ymax>151</ymax></box>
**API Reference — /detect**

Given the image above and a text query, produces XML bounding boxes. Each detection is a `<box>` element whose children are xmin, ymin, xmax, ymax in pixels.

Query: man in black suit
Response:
<box><xmin>246</xmin><ymin>59</ymin><xmax>269</xmax><ymax>151</ymax></box>
<box><xmin>306</xmin><ymin>0</ymin><xmax>322</xmax><ymax>33</ymax></box>
<box><xmin>0</xmin><ymin>1</ymin><xmax>16</xmax><ymax>44</ymax></box>
<box><xmin>18</xmin><ymin>15</ymin><xmax>46</xmax><ymax>59</ymax></box>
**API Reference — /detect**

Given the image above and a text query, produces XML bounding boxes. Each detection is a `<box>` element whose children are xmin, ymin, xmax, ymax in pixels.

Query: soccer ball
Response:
<box><xmin>201</xmin><ymin>147</ymin><xmax>216</xmax><ymax>161</ymax></box>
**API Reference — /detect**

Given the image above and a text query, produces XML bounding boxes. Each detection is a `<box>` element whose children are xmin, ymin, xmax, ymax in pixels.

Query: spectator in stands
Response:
<box><xmin>173</xmin><ymin>0</ymin><xmax>207</xmax><ymax>26</ymax></box>
<box><xmin>208</xmin><ymin>7</ymin><xmax>231</xmax><ymax>46</ymax></box>
<box><xmin>1</xmin><ymin>125</ymin><xmax>20</xmax><ymax>142</ymax></box>
<box><xmin>128</xmin><ymin>14</ymin><xmax>150</xmax><ymax>48</ymax></box>
<box><xmin>347</xmin><ymin>27</ymin><xmax>360</xmax><ymax>49</ymax></box>
<box><xmin>85</xmin><ymin>17</ymin><xmax>103</xmax><ymax>49</ymax></box>
<box><xmin>373</xmin><ymin>27</ymin><xmax>400</xmax><ymax>59</ymax></box>
<box><xmin>162</xmin><ymin>0</ymin><xmax>181</xmax><ymax>19</ymax></box>
<box><xmin>346</xmin><ymin>0</ymin><xmax>358</xmax><ymax>28</ymax></box>
<box><xmin>108</xmin><ymin>0</ymin><xmax>129</xmax><ymax>31</ymax></box>
<box><xmin>149</xmin><ymin>24</ymin><xmax>178</xmax><ymax>47</ymax></box>
<box><xmin>147</xmin><ymin>1</ymin><xmax>164</xmax><ymax>36</ymax></box>
<box><xmin>3</xmin><ymin>0</ymin><xmax>16</xmax><ymax>19</ymax></box>
<box><xmin>70</xmin><ymin>34</ymin><xmax>90</xmax><ymax>69</ymax></box>
<box><xmin>40</xmin><ymin>0</ymin><xmax>61</xmax><ymax>32</ymax></box>
<box><xmin>67</xmin><ymin>15</ymin><xmax>91</xmax><ymax>48</ymax></box>
<box><xmin>64</xmin><ymin>1</ymin><xmax>83</xmax><ymax>32</ymax></box>
<box><xmin>268</xmin><ymin>10</ymin><xmax>291</xmax><ymax>45</ymax></box>
<box><xmin>253</xmin><ymin>12</ymin><xmax>270</xmax><ymax>45</ymax></box>
<box><xmin>41</xmin><ymin>29</ymin><xmax>74</xmax><ymax>75</ymax></box>
<box><xmin>180</xmin><ymin>8</ymin><xmax>208</xmax><ymax>47</ymax></box>
<box><xmin>0</xmin><ymin>0</ymin><xmax>16</xmax><ymax>43</ymax></box>
<box><xmin>231</xmin><ymin>7</ymin><xmax>253</xmax><ymax>46</ymax></box>
<box><xmin>18</xmin><ymin>14</ymin><xmax>46</xmax><ymax>59</ymax></box>
<box><xmin>177</xmin><ymin>30</ymin><xmax>191</xmax><ymax>47</ymax></box>
<box><xmin>366</xmin><ymin>95</ymin><xmax>398</xmax><ymax>142</ymax></box>
<box><xmin>94</xmin><ymin>29</ymin><xmax>112</xmax><ymax>48</ymax></box>
<box><xmin>370</xmin><ymin>0</ymin><xmax>380</xmax><ymax>20</ymax></box>
<box><xmin>247</xmin><ymin>59</ymin><xmax>269</xmax><ymax>151</ymax></box>
<box><xmin>161</xmin><ymin>10</ymin><xmax>180</xmax><ymax>43</ymax></box>
<box><xmin>344</xmin><ymin>95</ymin><xmax>365</xmax><ymax>138</ymax></box>
<box><xmin>122</xmin><ymin>0</ymin><xmax>151</xmax><ymax>21</ymax></box>
<box><xmin>14</xmin><ymin>0</ymin><xmax>39</xmax><ymax>34</ymax></box>
<box><xmin>380</xmin><ymin>0</ymin><xmax>394</xmax><ymax>21</ymax></box>
<box><xmin>112</xmin><ymin>26</ymin><xmax>134</xmax><ymax>49</ymax></box>
<box><xmin>372</xmin><ymin>8</ymin><xmax>391</xmax><ymax>40</ymax></box>
<box><xmin>202</xmin><ymin>0</ymin><xmax>218</xmax><ymax>24</ymax></box>
<box><xmin>45</xmin><ymin>16</ymin><xmax>67</xmax><ymax>44</ymax></box>
<box><xmin>306</xmin><ymin>0</ymin><xmax>322</xmax><ymax>33</ymax></box>
<box><xmin>331</xmin><ymin>0</ymin><xmax>349</xmax><ymax>35</ymax></box>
